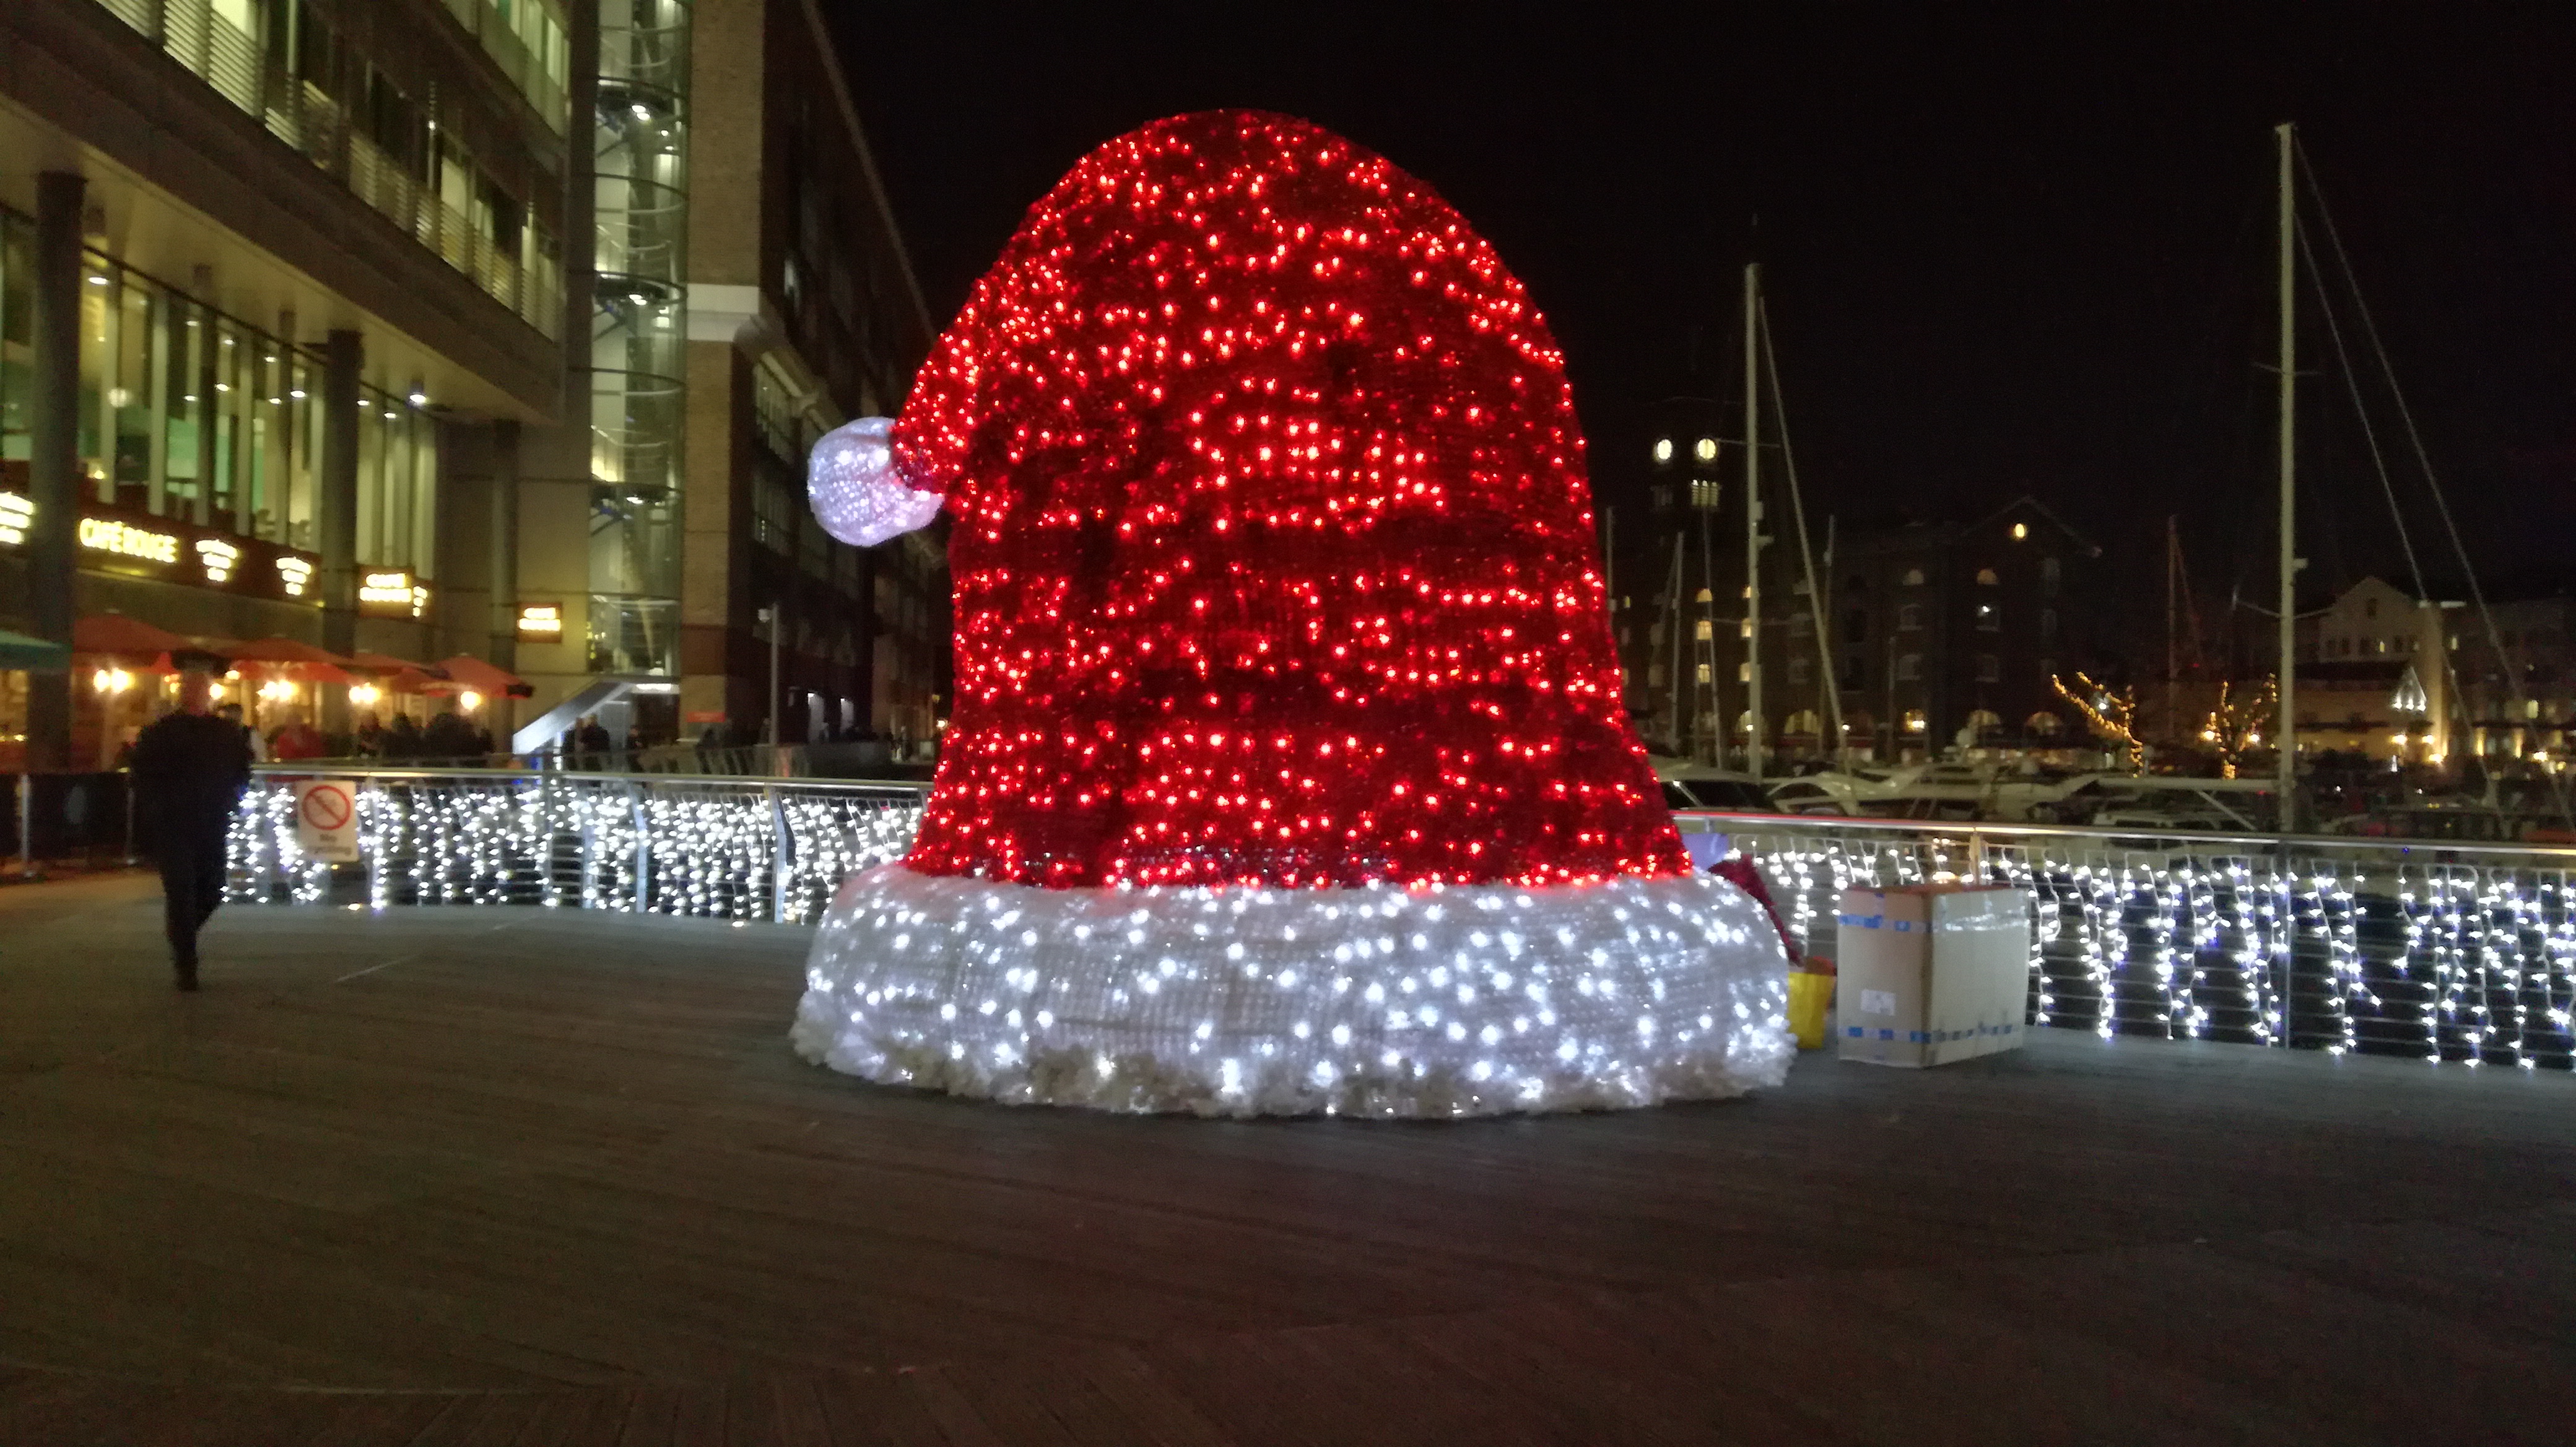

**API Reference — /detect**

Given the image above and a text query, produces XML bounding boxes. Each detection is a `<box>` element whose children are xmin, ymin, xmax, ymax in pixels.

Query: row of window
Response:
<box><xmin>1647</xmin><ymin>652</ymin><xmax>2036</xmax><ymax>691</ymax></box>
<box><xmin>89</xmin><ymin>0</ymin><xmax>566</xmax><ymax>339</ymax></box>
<box><xmin>0</xmin><ymin>216</ymin><xmax>438</xmax><ymax>575</ymax></box>
<box><xmin>1868</xmin><ymin>558</ymin><xmax>2063</xmax><ymax>591</ymax></box>
<box><xmin>2318</xmin><ymin>634</ymin><xmax>2423</xmax><ymax>658</ymax></box>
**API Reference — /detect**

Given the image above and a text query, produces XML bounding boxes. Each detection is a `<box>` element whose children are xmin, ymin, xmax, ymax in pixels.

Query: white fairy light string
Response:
<box><xmin>807</xmin><ymin>417</ymin><xmax>942</xmax><ymax>548</ymax></box>
<box><xmin>227</xmin><ymin>777</ymin><xmax>2576</xmax><ymax>1073</ymax></box>
<box><xmin>793</xmin><ymin>865</ymin><xmax>1791</xmax><ymax>1117</ymax></box>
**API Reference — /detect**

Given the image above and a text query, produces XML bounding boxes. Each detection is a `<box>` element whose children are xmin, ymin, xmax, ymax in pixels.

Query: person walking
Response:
<box><xmin>129</xmin><ymin>654</ymin><xmax>253</xmax><ymax>990</ymax></box>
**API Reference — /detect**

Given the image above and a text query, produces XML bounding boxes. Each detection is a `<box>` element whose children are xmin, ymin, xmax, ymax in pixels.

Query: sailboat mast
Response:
<box><xmin>2274</xmin><ymin>122</ymin><xmax>2299</xmax><ymax>827</ymax></box>
<box><xmin>1668</xmin><ymin>531</ymin><xmax>1686</xmax><ymax>752</ymax></box>
<box><xmin>1743</xmin><ymin>262</ymin><xmax>1764</xmax><ymax>781</ymax></box>
<box><xmin>2166</xmin><ymin>515</ymin><xmax>2179</xmax><ymax>745</ymax></box>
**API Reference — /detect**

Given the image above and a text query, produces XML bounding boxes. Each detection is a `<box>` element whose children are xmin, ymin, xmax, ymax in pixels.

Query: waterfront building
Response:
<box><xmin>2291</xmin><ymin>576</ymin><xmax>2572</xmax><ymax>769</ymax></box>
<box><xmin>0</xmin><ymin>0</ymin><xmax>936</xmax><ymax>768</ymax></box>
<box><xmin>1824</xmin><ymin>499</ymin><xmax>2107</xmax><ymax>763</ymax></box>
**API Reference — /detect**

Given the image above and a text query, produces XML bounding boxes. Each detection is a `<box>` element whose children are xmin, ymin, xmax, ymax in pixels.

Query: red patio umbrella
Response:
<box><xmin>225</xmin><ymin>636</ymin><xmax>351</xmax><ymax>667</ymax></box>
<box><xmin>434</xmin><ymin>654</ymin><xmax>533</xmax><ymax>698</ymax></box>
<box><xmin>385</xmin><ymin>667</ymin><xmax>458</xmax><ymax>696</ymax></box>
<box><xmin>74</xmin><ymin>614</ymin><xmax>193</xmax><ymax>660</ymax></box>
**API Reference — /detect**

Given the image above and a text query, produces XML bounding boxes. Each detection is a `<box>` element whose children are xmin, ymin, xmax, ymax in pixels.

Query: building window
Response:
<box><xmin>2026</xmin><ymin>711</ymin><xmax>2064</xmax><ymax>737</ymax></box>
<box><xmin>1904</xmin><ymin>709</ymin><xmax>1927</xmax><ymax>733</ymax></box>
<box><xmin>1897</xmin><ymin>603</ymin><xmax>1924</xmax><ymax>631</ymax></box>
<box><xmin>1975</xmin><ymin>567</ymin><xmax>1999</xmax><ymax>585</ymax></box>
<box><xmin>2041</xmin><ymin>557</ymin><xmax>2060</xmax><ymax>595</ymax></box>
<box><xmin>1788</xmin><ymin>611</ymin><xmax>1812</xmax><ymax>637</ymax></box>
<box><xmin>1647</xmin><ymin>665</ymin><xmax>1664</xmax><ymax>687</ymax></box>
<box><xmin>1839</xmin><ymin>656</ymin><xmax>1866</xmax><ymax>689</ymax></box>
<box><xmin>2365</xmin><ymin>598</ymin><xmax>2379</xmax><ymax>619</ymax></box>
<box><xmin>1787</xmin><ymin>655</ymin><xmax>1811</xmax><ymax>686</ymax></box>
<box><xmin>1697</xmin><ymin>663</ymin><xmax>1713</xmax><ymax>685</ymax></box>
<box><xmin>2040</xmin><ymin>607</ymin><xmax>2057</xmax><ymax>640</ymax></box>
<box><xmin>1844</xmin><ymin>608</ymin><xmax>1868</xmax><ymax>644</ymax></box>
<box><xmin>30</xmin><ymin>238</ymin><xmax>437</xmax><ymax>572</ymax></box>
<box><xmin>1896</xmin><ymin>654</ymin><xmax>1921</xmax><ymax>681</ymax></box>
<box><xmin>1900</xmin><ymin>567</ymin><xmax>1927</xmax><ymax>587</ymax></box>
<box><xmin>1736</xmin><ymin>662</ymin><xmax>1751</xmax><ymax>683</ymax></box>
<box><xmin>1975</xmin><ymin>654</ymin><xmax>2001</xmax><ymax>683</ymax></box>
<box><xmin>1690</xmin><ymin>478</ymin><xmax>1720</xmax><ymax>510</ymax></box>
<box><xmin>1694</xmin><ymin>619</ymin><xmax>1713</xmax><ymax>642</ymax></box>
<box><xmin>1976</xmin><ymin>603</ymin><xmax>2000</xmax><ymax>631</ymax></box>
<box><xmin>1651</xmin><ymin>486</ymin><xmax>1673</xmax><ymax>510</ymax></box>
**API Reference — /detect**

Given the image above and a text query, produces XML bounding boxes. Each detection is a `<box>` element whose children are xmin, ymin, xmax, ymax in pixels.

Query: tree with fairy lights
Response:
<box><xmin>2198</xmin><ymin>676</ymin><xmax>2278</xmax><ymax>780</ymax></box>
<box><xmin>2052</xmin><ymin>671</ymin><xmax>2146</xmax><ymax>774</ymax></box>
<box><xmin>793</xmin><ymin>111</ymin><xmax>1790</xmax><ymax>1117</ymax></box>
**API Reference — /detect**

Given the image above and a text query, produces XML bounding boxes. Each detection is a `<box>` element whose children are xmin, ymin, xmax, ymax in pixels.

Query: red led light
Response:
<box><xmin>889</xmin><ymin>110</ymin><xmax>1687</xmax><ymax>889</ymax></box>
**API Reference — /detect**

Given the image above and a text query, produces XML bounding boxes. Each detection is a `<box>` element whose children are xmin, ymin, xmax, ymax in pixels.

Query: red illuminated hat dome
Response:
<box><xmin>882</xmin><ymin>110</ymin><xmax>1686</xmax><ymax>890</ymax></box>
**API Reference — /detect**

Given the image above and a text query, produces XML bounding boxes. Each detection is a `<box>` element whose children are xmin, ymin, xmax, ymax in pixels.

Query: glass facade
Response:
<box><xmin>586</xmin><ymin>0</ymin><xmax>692</xmax><ymax>676</ymax></box>
<box><xmin>0</xmin><ymin>208</ymin><xmax>438</xmax><ymax>584</ymax></box>
<box><xmin>88</xmin><ymin>0</ymin><xmax>565</xmax><ymax>339</ymax></box>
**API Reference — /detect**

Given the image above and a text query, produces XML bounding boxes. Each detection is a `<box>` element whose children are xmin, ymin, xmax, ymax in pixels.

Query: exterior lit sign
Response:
<box><xmin>77</xmin><ymin>516</ymin><xmax>181</xmax><ymax>565</ymax></box>
<box><xmin>359</xmin><ymin>569</ymin><xmax>429</xmax><ymax>619</ymax></box>
<box><xmin>196</xmin><ymin>538</ymin><xmax>239</xmax><ymax>583</ymax></box>
<box><xmin>1</xmin><ymin>496</ymin><xmax>316</xmax><ymax>601</ymax></box>
<box><xmin>516</xmin><ymin>601</ymin><xmax>565</xmax><ymax>639</ymax></box>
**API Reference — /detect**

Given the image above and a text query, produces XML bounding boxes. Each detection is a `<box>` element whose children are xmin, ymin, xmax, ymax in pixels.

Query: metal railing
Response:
<box><xmin>1681</xmin><ymin>811</ymin><xmax>2576</xmax><ymax>1069</ymax></box>
<box><xmin>231</xmin><ymin>766</ymin><xmax>925</xmax><ymax>924</ymax></box>
<box><xmin>225</xmin><ymin>772</ymin><xmax>2576</xmax><ymax>1069</ymax></box>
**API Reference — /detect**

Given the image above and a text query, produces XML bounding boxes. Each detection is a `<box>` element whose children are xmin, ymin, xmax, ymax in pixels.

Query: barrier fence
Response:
<box><xmin>227</xmin><ymin>768</ymin><xmax>2576</xmax><ymax>1069</ymax></box>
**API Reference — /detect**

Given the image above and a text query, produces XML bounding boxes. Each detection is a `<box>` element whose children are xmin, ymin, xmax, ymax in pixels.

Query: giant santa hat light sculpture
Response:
<box><xmin>795</xmin><ymin>111</ymin><xmax>1790</xmax><ymax>1116</ymax></box>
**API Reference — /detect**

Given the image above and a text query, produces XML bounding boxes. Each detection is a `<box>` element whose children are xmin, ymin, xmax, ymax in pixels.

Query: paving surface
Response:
<box><xmin>3</xmin><ymin>872</ymin><xmax>2574</xmax><ymax>1445</ymax></box>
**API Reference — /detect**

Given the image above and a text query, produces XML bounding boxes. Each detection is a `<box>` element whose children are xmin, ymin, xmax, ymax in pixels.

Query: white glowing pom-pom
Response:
<box><xmin>807</xmin><ymin>416</ymin><xmax>942</xmax><ymax>546</ymax></box>
<box><xmin>793</xmin><ymin>867</ymin><xmax>1795</xmax><ymax>1118</ymax></box>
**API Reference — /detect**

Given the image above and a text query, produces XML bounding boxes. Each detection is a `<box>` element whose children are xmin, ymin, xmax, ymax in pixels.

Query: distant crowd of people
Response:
<box><xmin>175</xmin><ymin>704</ymin><xmax>496</xmax><ymax>765</ymax></box>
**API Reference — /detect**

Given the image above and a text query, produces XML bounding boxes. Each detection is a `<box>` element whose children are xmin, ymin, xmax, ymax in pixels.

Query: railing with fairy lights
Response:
<box><xmin>1678</xmin><ymin>811</ymin><xmax>2576</xmax><ymax>1070</ymax></box>
<box><xmin>226</xmin><ymin>771</ymin><xmax>2576</xmax><ymax>1069</ymax></box>
<box><xmin>229</xmin><ymin>767</ymin><xmax>924</xmax><ymax>925</ymax></box>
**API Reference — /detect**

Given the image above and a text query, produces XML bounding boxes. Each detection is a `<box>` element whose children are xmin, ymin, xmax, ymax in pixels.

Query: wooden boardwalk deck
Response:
<box><xmin>4</xmin><ymin>873</ymin><xmax>2575</xmax><ymax>1445</ymax></box>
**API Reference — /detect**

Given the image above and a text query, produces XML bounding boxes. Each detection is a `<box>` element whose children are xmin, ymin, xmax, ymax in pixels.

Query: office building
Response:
<box><xmin>0</xmin><ymin>0</ymin><xmax>938</xmax><ymax>769</ymax></box>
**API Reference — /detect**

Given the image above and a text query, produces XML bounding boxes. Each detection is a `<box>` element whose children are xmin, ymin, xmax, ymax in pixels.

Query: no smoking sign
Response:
<box><xmin>292</xmin><ymin>779</ymin><xmax>362</xmax><ymax>863</ymax></box>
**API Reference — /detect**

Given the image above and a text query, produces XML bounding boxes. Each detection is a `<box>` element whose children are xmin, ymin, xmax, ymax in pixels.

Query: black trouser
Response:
<box><xmin>157</xmin><ymin>821</ymin><xmax>230</xmax><ymax>968</ymax></box>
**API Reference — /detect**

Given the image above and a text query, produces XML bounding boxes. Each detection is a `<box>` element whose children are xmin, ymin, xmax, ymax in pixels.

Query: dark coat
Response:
<box><xmin>129</xmin><ymin>711</ymin><xmax>254</xmax><ymax>835</ymax></box>
<box><xmin>421</xmin><ymin>712</ymin><xmax>479</xmax><ymax>760</ymax></box>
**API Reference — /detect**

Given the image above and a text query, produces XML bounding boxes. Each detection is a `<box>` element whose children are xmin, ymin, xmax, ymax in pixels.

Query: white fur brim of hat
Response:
<box><xmin>793</xmin><ymin>862</ymin><xmax>1793</xmax><ymax>1118</ymax></box>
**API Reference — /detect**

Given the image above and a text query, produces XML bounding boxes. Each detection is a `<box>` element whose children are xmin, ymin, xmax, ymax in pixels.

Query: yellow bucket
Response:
<box><xmin>1787</xmin><ymin>971</ymin><xmax>1835</xmax><ymax>1051</ymax></box>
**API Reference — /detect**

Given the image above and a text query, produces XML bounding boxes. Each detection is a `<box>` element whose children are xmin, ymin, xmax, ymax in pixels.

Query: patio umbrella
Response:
<box><xmin>346</xmin><ymin>650</ymin><xmax>440</xmax><ymax>675</ymax></box>
<box><xmin>435</xmin><ymin>654</ymin><xmax>534</xmax><ymax>698</ymax></box>
<box><xmin>0</xmin><ymin>628</ymin><xmax>69</xmax><ymax>671</ymax></box>
<box><xmin>74</xmin><ymin>613</ymin><xmax>195</xmax><ymax>660</ymax></box>
<box><xmin>386</xmin><ymin>667</ymin><xmax>458</xmax><ymax>696</ymax></box>
<box><xmin>227</xmin><ymin>636</ymin><xmax>352</xmax><ymax>667</ymax></box>
<box><xmin>244</xmin><ymin>658</ymin><xmax>357</xmax><ymax>686</ymax></box>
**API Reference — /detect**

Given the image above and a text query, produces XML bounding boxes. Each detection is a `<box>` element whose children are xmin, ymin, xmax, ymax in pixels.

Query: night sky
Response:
<box><xmin>830</xmin><ymin>4</ymin><xmax>2572</xmax><ymax>636</ymax></box>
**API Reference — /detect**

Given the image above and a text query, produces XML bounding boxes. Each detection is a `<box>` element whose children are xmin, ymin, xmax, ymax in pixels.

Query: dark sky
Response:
<box><xmin>827</xmin><ymin>3</ymin><xmax>2573</xmax><ymax>617</ymax></box>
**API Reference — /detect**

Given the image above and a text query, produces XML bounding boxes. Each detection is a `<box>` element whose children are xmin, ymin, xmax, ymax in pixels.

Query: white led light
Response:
<box><xmin>792</xmin><ymin>864</ymin><xmax>1793</xmax><ymax>1117</ymax></box>
<box><xmin>807</xmin><ymin>416</ymin><xmax>942</xmax><ymax>546</ymax></box>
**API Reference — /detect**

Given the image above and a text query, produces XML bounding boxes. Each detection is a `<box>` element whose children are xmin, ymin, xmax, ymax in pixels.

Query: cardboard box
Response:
<box><xmin>1835</xmin><ymin>884</ymin><xmax>2032</xmax><ymax>1067</ymax></box>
